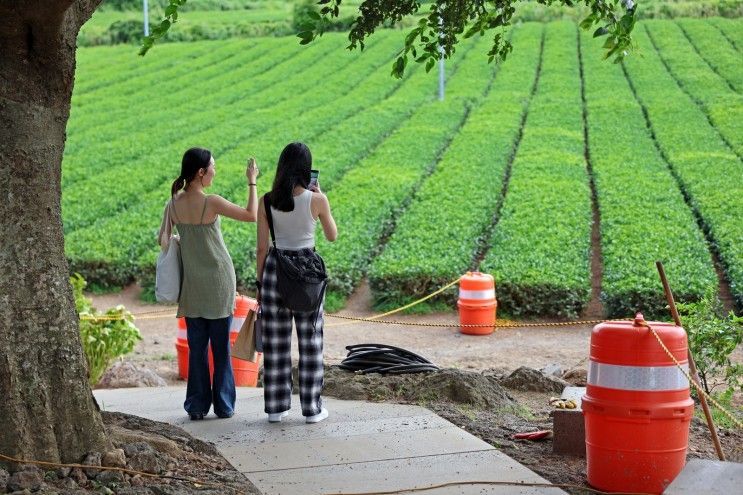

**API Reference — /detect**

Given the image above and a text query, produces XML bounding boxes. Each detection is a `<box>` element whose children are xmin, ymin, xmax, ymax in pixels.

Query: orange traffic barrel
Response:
<box><xmin>175</xmin><ymin>294</ymin><xmax>261</xmax><ymax>386</ymax></box>
<box><xmin>457</xmin><ymin>272</ymin><xmax>496</xmax><ymax>335</ymax></box>
<box><xmin>583</xmin><ymin>313</ymin><xmax>693</xmax><ymax>494</ymax></box>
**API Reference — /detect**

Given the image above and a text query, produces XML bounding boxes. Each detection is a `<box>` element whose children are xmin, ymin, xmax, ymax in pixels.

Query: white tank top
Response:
<box><xmin>270</xmin><ymin>190</ymin><xmax>317</xmax><ymax>250</ymax></box>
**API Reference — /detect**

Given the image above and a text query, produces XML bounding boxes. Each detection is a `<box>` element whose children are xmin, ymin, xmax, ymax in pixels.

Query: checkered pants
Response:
<box><xmin>261</xmin><ymin>249</ymin><xmax>324</xmax><ymax>416</ymax></box>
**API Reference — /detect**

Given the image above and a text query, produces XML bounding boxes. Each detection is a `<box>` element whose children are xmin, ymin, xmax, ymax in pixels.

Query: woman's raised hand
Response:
<box><xmin>246</xmin><ymin>157</ymin><xmax>259</xmax><ymax>182</ymax></box>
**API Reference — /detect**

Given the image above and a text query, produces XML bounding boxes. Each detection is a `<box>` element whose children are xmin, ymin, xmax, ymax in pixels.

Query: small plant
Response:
<box><xmin>677</xmin><ymin>289</ymin><xmax>743</xmax><ymax>395</ymax></box>
<box><xmin>71</xmin><ymin>273</ymin><xmax>142</xmax><ymax>385</ymax></box>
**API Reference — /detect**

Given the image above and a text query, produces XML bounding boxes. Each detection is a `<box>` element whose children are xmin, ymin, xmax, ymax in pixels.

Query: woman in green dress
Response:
<box><xmin>159</xmin><ymin>147</ymin><xmax>259</xmax><ymax>420</ymax></box>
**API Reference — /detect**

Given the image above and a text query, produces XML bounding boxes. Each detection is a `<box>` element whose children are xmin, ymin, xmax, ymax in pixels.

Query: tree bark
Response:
<box><xmin>0</xmin><ymin>0</ymin><xmax>108</xmax><ymax>463</ymax></box>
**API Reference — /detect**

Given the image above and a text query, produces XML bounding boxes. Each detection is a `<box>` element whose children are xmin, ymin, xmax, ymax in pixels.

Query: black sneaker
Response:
<box><xmin>216</xmin><ymin>411</ymin><xmax>234</xmax><ymax>419</ymax></box>
<box><xmin>189</xmin><ymin>412</ymin><xmax>205</xmax><ymax>420</ymax></box>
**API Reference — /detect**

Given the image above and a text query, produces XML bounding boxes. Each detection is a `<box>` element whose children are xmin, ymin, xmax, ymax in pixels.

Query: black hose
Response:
<box><xmin>338</xmin><ymin>343</ymin><xmax>439</xmax><ymax>375</ymax></box>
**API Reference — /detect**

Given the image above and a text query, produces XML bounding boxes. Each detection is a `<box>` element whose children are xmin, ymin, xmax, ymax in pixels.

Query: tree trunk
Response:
<box><xmin>0</xmin><ymin>0</ymin><xmax>108</xmax><ymax>463</ymax></box>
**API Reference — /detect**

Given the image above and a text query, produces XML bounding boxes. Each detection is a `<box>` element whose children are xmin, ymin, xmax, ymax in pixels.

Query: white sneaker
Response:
<box><xmin>306</xmin><ymin>407</ymin><xmax>329</xmax><ymax>424</ymax></box>
<box><xmin>268</xmin><ymin>411</ymin><xmax>289</xmax><ymax>423</ymax></box>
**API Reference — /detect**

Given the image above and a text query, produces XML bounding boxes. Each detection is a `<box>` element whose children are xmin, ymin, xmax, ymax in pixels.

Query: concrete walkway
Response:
<box><xmin>94</xmin><ymin>387</ymin><xmax>565</xmax><ymax>494</ymax></box>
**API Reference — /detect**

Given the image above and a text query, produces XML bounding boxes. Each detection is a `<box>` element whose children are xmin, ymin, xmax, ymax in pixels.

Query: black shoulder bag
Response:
<box><xmin>264</xmin><ymin>195</ymin><xmax>328</xmax><ymax>316</ymax></box>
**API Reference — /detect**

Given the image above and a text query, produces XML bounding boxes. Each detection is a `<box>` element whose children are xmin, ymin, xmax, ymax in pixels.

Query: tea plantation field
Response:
<box><xmin>64</xmin><ymin>18</ymin><xmax>743</xmax><ymax>317</ymax></box>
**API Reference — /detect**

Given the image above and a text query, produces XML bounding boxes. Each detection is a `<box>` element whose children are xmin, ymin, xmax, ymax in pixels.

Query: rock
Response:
<box><xmin>116</xmin><ymin>488</ymin><xmax>155</xmax><ymax>495</ymax></box>
<box><xmin>500</xmin><ymin>366</ymin><xmax>569</xmax><ymax>393</ymax></box>
<box><xmin>0</xmin><ymin>467</ymin><xmax>8</xmax><ymax>491</ymax></box>
<box><xmin>59</xmin><ymin>477</ymin><xmax>78</xmax><ymax>490</ymax></box>
<box><xmin>97</xmin><ymin>470</ymin><xmax>125</xmax><ymax>484</ymax></box>
<box><xmin>122</xmin><ymin>442</ymin><xmax>156</xmax><ymax>458</ymax></box>
<box><xmin>7</xmin><ymin>469</ymin><xmax>43</xmax><ymax>492</ymax></box>
<box><xmin>69</xmin><ymin>467</ymin><xmax>88</xmax><ymax>486</ymax></box>
<box><xmin>130</xmin><ymin>475</ymin><xmax>144</xmax><ymax>487</ymax></box>
<box><xmin>563</xmin><ymin>368</ymin><xmax>587</xmax><ymax>386</ymax></box>
<box><xmin>56</xmin><ymin>467</ymin><xmax>71</xmax><ymax>478</ymax></box>
<box><xmin>540</xmin><ymin>363</ymin><xmax>564</xmax><ymax>377</ymax></box>
<box><xmin>103</xmin><ymin>448</ymin><xmax>127</xmax><ymax>469</ymax></box>
<box><xmin>100</xmin><ymin>486</ymin><xmax>115</xmax><ymax>495</ymax></box>
<box><xmin>124</xmin><ymin>443</ymin><xmax>164</xmax><ymax>475</ymax></box>
<box><xmin>82</xmin><ymin>452</ymin><xmax>102</xmax><ymax>477</ymax></box>
<box><xmin>97</xmin><ymin>361</ymin><xmax>167</xmax><ymax>389</ymax></box>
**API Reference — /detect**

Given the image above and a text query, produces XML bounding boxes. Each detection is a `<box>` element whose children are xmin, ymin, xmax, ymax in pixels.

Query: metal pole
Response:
<box><xmin>143</xmin><ymin>0</ymin><xmax>150</xmax><ymax>37</ymax></box>
<box><xmin>438</xmin><ymin>15</ymin><xmax>444</xmax><ymax>101</ymax></box>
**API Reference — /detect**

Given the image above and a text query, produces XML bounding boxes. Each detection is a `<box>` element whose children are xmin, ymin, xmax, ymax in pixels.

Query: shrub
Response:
<box><xmin>580</xmin><ymin>30</ymin><xmax>717</xmax><ymax>318</ymax></box>
<box><xmin>479</xmin><ymin>22</ymin><xmax>592</xmax><ymax>318</ymax></box>
<box><xmin>292</xmin><ymin>0</ymin><xmax>355</xmax><ymax>34</ymax></box>
<box><xmin>624</xmin><ymin>25</ymin><xmax>743</xmax><ymax>310</ymax></box>
<box><xmin>677</xmin><ymin>290</ymin><xmax>743</xmax><ymax>394</ymax></box>
<box><xmin>107</xmin><ymin>19</ymin><xmax>144</xmax><ymax>44</ymax></box>
<box><xmin>368</xmin><ymin>23</ymin><xmax>543</xmax><ymax>308</ymax></box>
<box><xmin>71</xmin><ymin>273</ymin><xmax>142</xmax><ymax>385</ymax></box>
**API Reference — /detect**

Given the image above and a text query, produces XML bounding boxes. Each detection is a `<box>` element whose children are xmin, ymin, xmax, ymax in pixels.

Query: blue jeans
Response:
<box><xmin>184</xmin><ymin>316</ymin><xmax>236</xmax><ymax>417</ymax></box>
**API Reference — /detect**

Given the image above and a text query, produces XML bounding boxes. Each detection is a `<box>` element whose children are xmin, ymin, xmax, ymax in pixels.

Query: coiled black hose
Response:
<box><xmin>337</xmin><ymin>343</ymin><xmax>439</xmax><ymax>375</ymax></box>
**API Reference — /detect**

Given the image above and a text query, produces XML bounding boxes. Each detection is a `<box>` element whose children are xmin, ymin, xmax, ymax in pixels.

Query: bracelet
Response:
<box><xmin>249</xmin><ymin>183</ymin><xmax>257</xmax><ymax>186</ymax></box>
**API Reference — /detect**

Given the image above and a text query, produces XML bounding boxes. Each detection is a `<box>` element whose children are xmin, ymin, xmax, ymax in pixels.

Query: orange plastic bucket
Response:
<box><xmin>583</xmin><ymin>313</ymin><xmax>693</xmax><ymax>494</ymax></box>
<box><xmin>458</xmin><ymin>272</ymin><xmax>496</xmax><ymax>335</ymax></box>
<box><xmin>175</xmin><ymin>294</ymin><xmax>261</xmax><ymax>386</ymax></box>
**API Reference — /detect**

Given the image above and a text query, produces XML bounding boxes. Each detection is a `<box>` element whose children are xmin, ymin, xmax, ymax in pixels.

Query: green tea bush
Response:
<box><xmin>677</xmin><ymin>19</ymin><xmax>743</xmax><ymax>94</ymax></box>
<box><xmin>624</xmin><ymin>26</ymin><xmax>743</xmax><ymax>310</ymax></box>
<box><xmin>71</xmin><ymin>274</ymin><xmax>142</xmax><ymax>385</ymax></box>
<box><xmin>580</xmin><ymin>30</ymin><xmax>717</xmax><ymax>318</ymax></box>
<box><xmin>368</xmin><ymin>23</ymin><xmax>543</xmax><ymax>307</ymax></box>
<box><xmin>480</xmin><ymin>22</ymin><xmax>592</xmax><ymax>318</ymax></box>
<box><xmin>644</xmin><ymin>20</ymin><xmax>743</xmax><ymax>159</ymax></box>
<box><xmin>677</xmin><ymin>290</ymin><xmax>743</xmax><ymax>394</ymax></box>
<box><xmin>315</xmin><ymin>35</ymin><xmax>495</xmax><ymax>299</ymax></box>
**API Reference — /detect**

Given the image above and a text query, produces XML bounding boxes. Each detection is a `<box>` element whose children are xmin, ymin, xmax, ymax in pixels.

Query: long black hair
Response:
<box><xmin>269</xmin><ymin>142</ymin><xmax>312</xmax><ymax>212</ymax></box>
<box><xmin>171</xmin><ymin>147</ymin><xmax>212</xmax><ymax>197</ymax></box>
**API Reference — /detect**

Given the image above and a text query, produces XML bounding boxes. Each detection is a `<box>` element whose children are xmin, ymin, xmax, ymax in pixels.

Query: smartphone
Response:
<box><xmin>309</xmin><ymin>169</ymin><xmax>319</xmax><ymax>189</ymax></box>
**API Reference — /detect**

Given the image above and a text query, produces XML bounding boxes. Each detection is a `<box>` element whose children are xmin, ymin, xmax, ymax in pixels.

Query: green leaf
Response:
<box><xmin>297</xmin><ymin>31</ymin><xmax>314</xmax><ymax>45</ymax></box>
<box><xmin>593</xmin><ymin>26</ymin><xmax>609</xmax><ymax>38</ymax></box>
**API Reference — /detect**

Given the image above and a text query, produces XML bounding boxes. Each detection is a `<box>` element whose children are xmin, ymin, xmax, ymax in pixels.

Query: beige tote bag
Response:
<box><xmin>232</xmin><ymin>308</ymin><xmax>258</xmax><ymax>362</ymax></box>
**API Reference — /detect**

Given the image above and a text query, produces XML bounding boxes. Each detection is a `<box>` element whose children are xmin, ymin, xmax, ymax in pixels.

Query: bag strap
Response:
<box><xmin>170</xmin><ymin>198</ymin><xmax>181</xmax><ymax>224</ymax></box>
<box><xmin>263</xmin><ymin>194</ymin><xmax>277</xmax><ymax>248</ymax></box>
<box><xmin>199</xmin><ymin>195</ymin><xmax>209</xmax><ymax>224</ymax></box>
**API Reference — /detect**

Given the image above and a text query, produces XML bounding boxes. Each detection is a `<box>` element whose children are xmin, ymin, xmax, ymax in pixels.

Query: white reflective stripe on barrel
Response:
<box><xmin>458</xmin><ymin>288</ymin><xmax>495</xmax><ymax>300</ymax></box>
<box><xmin>177</xmin><ymin>329</ymin><xmax>187</xmax><ymax>341</ymax></box>
<box><xmin>231</xmin><ymin>317</ymin><xmax>245</xmax><ymax>334</ymax></box>
<box><xmin>588</xmin><ymin>361</ymin><xmax>690</xmax><ymax>391</ymax></box>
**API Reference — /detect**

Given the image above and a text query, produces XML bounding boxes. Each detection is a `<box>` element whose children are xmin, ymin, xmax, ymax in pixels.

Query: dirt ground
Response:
<box><xmin>89</xmin><ymin>284</ymin><xmax>743</xmax><ymax>493</ymax></box>
<box><xmin>90</xmin><ymin>283</ymin><xmax>608</xmax><ymax>385</ymax></box>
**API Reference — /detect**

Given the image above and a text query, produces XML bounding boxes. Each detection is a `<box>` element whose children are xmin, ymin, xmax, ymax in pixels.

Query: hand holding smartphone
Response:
<box><xmin>309</xmin><ymin>169</ymin><xmax>320</xmax><ymax>191</ymax></box>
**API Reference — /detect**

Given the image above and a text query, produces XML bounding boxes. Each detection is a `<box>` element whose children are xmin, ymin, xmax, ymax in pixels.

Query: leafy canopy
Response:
<box><xmin>141</xmin><ymin>0</ymin><xmax>639</xmax><ymax>77</ymax></box>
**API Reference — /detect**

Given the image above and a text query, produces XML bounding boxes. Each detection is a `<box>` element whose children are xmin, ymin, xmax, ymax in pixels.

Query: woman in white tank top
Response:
<box><xmin>256</xmin><ymin>143</ymin><xmax>337</xmax><ymax>424</ymax></box>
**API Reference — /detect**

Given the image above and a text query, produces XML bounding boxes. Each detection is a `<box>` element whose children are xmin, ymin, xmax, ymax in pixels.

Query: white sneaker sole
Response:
<box><xmin>268</xmin><ymin>411</ymin><xmax>289</xmax><ymax>423</ymax></box>
<box><xmin>306</xmin><ymin>408</ymin><xmax>329</xmax><ymax>424</ymax></box>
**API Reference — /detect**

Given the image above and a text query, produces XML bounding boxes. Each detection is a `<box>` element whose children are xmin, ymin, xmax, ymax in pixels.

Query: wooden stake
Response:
<box><xmin>656</xmin><ymin>261</ymin><xmax>725</xmax><ymax>461</ymax></box>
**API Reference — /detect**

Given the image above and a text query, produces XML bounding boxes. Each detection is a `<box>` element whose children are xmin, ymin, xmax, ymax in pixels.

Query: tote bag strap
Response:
<box><xmin>263</xmin><ymin>194</ymin><xmax>277</xmax><ymax>248</ymax></box>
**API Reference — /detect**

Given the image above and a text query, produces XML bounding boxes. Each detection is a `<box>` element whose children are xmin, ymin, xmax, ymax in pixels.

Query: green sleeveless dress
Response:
<box><xmin>173</xmin><ymin>196</ymin><xmax>236</xmax><ymax>319</ymax></box>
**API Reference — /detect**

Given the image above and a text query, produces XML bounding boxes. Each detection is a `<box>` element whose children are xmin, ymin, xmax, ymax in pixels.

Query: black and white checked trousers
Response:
<box><xmin>261</xmin><ymin>249</ymin><xmax>324</xmax><ymax>416</ymax></box>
